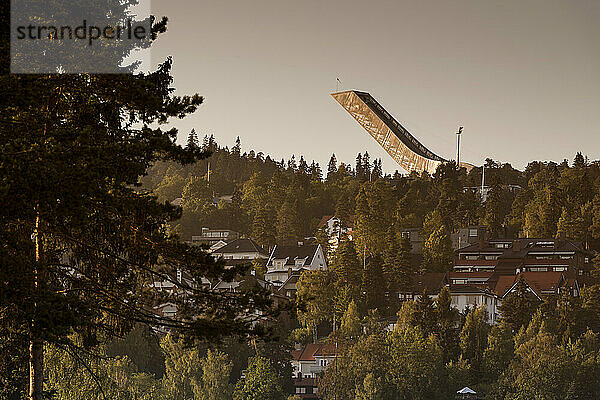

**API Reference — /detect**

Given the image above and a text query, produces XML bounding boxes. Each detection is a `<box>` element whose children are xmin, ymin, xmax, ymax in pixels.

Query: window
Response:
<box><xmin>485</xmin><ymin>255</ymin><xmax>499</xmax><ymax>260</ymax></box>
<box><xmin>528</xmin><ymin>267</ymin><xmax>547</xmax><ymax>272</ymax></box>
<box><xmin>452</xmin><ymin>279</ymin><xmax>467</xmax><ymax>285</ymax></box>
<box><xmin>465</xmin><ymin>255</ymin><xmax>478</xmax><ymax>260</ymax></box>
<box><xmin>469</xmin><ymin>228</ymin><xmax>478</xmax><ymax>237</ymax></box>
<box><xmin>296</xmin><ymin>387</ymin><xmax>306</xmax><ymax>394</ymax></box>
<box><xmin>553</xmin><ymin>267</ymin><xmax>567</xmax><ymax>272</ymax></box>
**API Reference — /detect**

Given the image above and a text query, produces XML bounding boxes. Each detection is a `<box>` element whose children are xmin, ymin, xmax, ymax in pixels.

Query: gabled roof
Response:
<box><xmin>268</xmin><ymin>244</ymin><xmax>319</xmax><ymax>266</ymax></box>
<box><xmin>313</xmin><ymin>343</ymin><xmax>337</xmax><ymax>357</ymax></box>
<box><xmin>292</xmin><ymin>343</ymin><xmax>337</xmax><ymax>362</ymax></box>
<box><xmin>213</xmin><ymin>238</ymin><xmax>267</xmax><ymax>256</ymax></box>
<box><xmin>494</xmin><ymin>272</ymin><xmax>565</xmax><ymax>299</ymax></box>
<box><xmin>449</xmin><ymin>284</ymin><xmax>495</xmax><ymax>295</ymax></box>
<box><xmin>276</xmin><ymin>269</ymin><xmax>307</xmax><ymax>294</ymax></box>
<box><xmin>294</xmin><ymin>343</ymin><xmax>322</xmax><ymax>362</ymax></box>
<box><xmin>291</xmin><ymin>349</ymin><xmax>302</xmax><ymax>360</ymax></box>
<box><xmin>318</xmin><ymin>215</ymin><xmax>335</xmax><ymax>227</ymax></box>
<box><xmin>409</xmin><ymin>273</ymin><xmax>448</xmax><ymax>295</ymax></box>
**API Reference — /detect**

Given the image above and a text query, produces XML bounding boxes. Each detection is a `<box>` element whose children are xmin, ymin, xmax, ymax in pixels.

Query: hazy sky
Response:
<box><xmin>150</xmin><ymin>0</ymin><xmax>600</xmax><ymax>173</ymax></box>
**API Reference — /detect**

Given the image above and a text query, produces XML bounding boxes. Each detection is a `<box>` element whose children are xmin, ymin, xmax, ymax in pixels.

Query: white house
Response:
<box><xmin>318</xmin><ymin>215</ymin><xmax>353</xmax><ymax>251</ymax></box>
<box><xmin>450</xmin><ymin>285</ymin><xmax>500</xmax><ymax>324</ymax></box>
<box><xmin>291</xmin><ymin>343</ymin><xmax>337</xmax><ymax>379</ymax></box>
<box><xmin>212</xmin><ymin>238</ymin><xmax>268</xmax><ymax>261</ymax></box>
<box><xmin>265</xmin><ymin>244</ymin><xmax>327</xmax><ymax>286</ymax></box>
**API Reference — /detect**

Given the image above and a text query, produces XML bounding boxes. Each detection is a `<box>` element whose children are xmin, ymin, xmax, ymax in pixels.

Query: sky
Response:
<box><xmin>149</xmin><ymin>0</ymin><xmax>600</xmax><ymax>174</ymax></box>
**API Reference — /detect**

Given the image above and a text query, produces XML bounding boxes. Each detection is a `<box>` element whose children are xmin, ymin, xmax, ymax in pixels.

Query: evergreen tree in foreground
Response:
<box><xmin>0</xmin><ymin>18</ymin><xmax>271</xmax><ymax>400</ymax></box>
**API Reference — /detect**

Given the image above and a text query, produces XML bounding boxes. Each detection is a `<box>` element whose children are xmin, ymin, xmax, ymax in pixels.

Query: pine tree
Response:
<box><xmin>186</xmin><ymin>128</ymin><xmax>200</xmax><ymax>149</ymax></box>
<box><xmin>371</xmin><ymin>159</ymin><xmax>383</xmax><ymax>180</ymax></box>
<box><xmin>327</xmin><ymin>154</ymin><xmax>338</xmax><ymax>181</ymax></box>
<box><xmin>332</xmin><ymin>240</ymin><xmax>363</xmax><ymax>301</ymax></box>
<box><xmin>355</xmin><ymin>153</ymin><xmax>364</xmax><ymax>180</ymax></box>
<box><xmin>232</xmin><ymin>136</ymin><xmax>241</xmax><ymax>156</ymax></box>
<box><xmin>362</xmin><ymin>151</ymin><xmax>371</xmax><ymax>181</ymax></box>
<box><xmin>574</xmin><ymin>152</ymin><xmax>586</xmax><ymax>168</ymax></box>
<box><xmin>1</xmin><ymin>40</ymin><xmax>269</xmax><ymax>400</ymax></box>
<box><xmin>276</xmin><ymin>197</ymin><xmax>301</xmax><ymax>246</ymax></box>
<box><xmin>435</xmin><ymin>286</ymin><xmax>460</xmax><ymax>362</ymax></box>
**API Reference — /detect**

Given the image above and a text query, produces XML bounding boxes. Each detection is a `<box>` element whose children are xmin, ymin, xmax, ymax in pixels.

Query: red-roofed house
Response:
<box><xmin>291</xmin><ymin>343</ymin><xmax>337</xmax><ymax>379</ymax></box>
<box><xmin>494</xmin><ymin>272</ymin><xmax>578</xmax><ymax>300</ymax></box>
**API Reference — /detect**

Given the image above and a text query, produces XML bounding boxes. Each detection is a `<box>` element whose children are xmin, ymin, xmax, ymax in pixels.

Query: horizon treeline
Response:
<box><xmin>143</xmin><ymin>134</ymin><xmax>600</xmax><ymax>254</ymax></box>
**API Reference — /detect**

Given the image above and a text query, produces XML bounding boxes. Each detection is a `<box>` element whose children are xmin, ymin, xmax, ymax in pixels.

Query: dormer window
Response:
<box><xmin>295</xmin><ymin>259</ymin><xmax>305</xmax><ymax>267</ymax></box>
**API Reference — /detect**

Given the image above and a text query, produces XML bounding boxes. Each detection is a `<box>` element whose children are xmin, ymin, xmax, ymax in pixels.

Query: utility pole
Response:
<box><xmin>456</xmin><ymin>126</ymin><xmax>463</xmax><ymax>168</ymax></box>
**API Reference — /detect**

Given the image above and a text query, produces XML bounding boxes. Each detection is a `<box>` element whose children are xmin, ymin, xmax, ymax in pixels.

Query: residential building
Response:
<box><xmin>277</xmin><ymin>268</ymin><xmax>307</xmax><ymax>299</ymax></box>
<box><xmin>265</xmin><ymin>244</ymin><xmax>327</xmax><ymax>286</ymax></box>
<box><xmin>401</xmin><ymin>225</ymin><xmax>487</xmax><ymax>254</ymax></box>
<box><xmin>191</xmin><ymin>228</ymin><xmax>240</xmax><ymax>247</ymax></box>
<box><xmin>399</xmin><ymin>272</ymin><xmax>448</xmax><ymax>301</ymax></box>
<box><xmin>212</xmin><ymin>238</ymin><xmax>269</xmax><ymax>261</ymax></box>
<box><xmin>291</xmin><ymin>343</ymin><xmax>337</xmax><ymax>379</ymax></box>
<box><xmin>318</xmin><ymin>215</ymin><xmax>353</xmax><ymax>251</ymax></box>
<box><xmin>456</xmin><ymin>238</ymin><xmax>594</xmax><ymax>279</ymax></box>
<box><xmin>292</xmin><ymin>377</ymin><xmax>319</xmax><ymax>399</ymax></box>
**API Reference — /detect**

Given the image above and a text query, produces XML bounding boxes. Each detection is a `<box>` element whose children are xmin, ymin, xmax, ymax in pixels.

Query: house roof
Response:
<box><xmin>213</xmin><ymin>238</ymin><xmax>267</xmax><ymax>256</ymax></box>
<box><xmin>449</xmin><ymin>284</ymin><xmax>494</xmax><ymax>295</ymax></box>
<box><xmin>276</xmin><ymin>270</ymin><xmax>307</xmax><ymax>294</ymax></box>
<box><xmin>494</xmin><ymin>272</ymin><xmax>565</xmax><ymax>298</ymax></box>
<box><xmin>318</xmin><ymin>215</ymin><xmax>334</xmax><ymax>227</ymax></box>
<box><xmin>454</xmin><ymin>259</ymin><xmax>499</xmax><ymax>267</ymax></box>
<box><xmin>292</xmin><ymin>343</ymin><xmax>337</xmax><ymax>362</ymax></box>
<box><xmin>409</xmin><ymin>273</ymin><xmax>448</xmax><ymax>295</ymax></box>
<box><xmin>269</xmin><ymin>244</ymin><xmax>319</xmax><ymax>266</ymax></box>
<box><xmin>458</xmin><ymin>238</ymin><xmax>591</xmax><ymax>258</ymax></box>
<box><xmin>291</xmin><ymin>349</ymin><xmax>302</xmax><ymax>360</ymax></box>
<box><xmin>313</xmin><ymin>343</ymin><xmax>337</xmax><ymax>357</ymax></box>
<box><xmin>294</xmin><ymin>343</ymin><xmax>322</xmax><ymax>362</ymax></box>
<box><xmin>449</xmin><ymin>271</ymin><xmax>494</xmax><ymax>279</ymax></box>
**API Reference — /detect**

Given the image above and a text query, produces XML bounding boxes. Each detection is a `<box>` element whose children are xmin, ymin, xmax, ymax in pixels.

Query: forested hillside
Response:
<box><xmin>143</xmin><ymin>133</ymin><xmax>600</xmax><ymax>254</ymax></box>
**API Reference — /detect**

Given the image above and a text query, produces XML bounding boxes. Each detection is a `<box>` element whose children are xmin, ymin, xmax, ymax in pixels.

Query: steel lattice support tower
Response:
<box><xmin>331</xmin><ymin>90</ymin><xmax>446</xmax><ymax>175</ymax></box>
